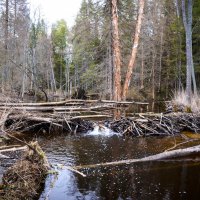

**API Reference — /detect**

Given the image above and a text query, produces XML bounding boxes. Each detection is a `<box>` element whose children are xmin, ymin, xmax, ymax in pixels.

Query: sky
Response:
<box><xmin>29</xmin><ymin>0</ymin><xmax>83</xmax><ymax>28</ymax></box>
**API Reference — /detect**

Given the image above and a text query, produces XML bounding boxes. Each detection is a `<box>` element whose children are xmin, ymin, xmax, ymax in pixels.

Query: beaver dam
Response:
<box><xmin>0</xmin><ymin>99</ymin><xmax>200</xmax><ymax>199</ymax></box>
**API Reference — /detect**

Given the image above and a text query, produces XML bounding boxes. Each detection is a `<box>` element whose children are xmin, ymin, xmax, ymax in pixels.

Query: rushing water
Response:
<box><xmin>34</xmin><ymin>129</ymin><xmax>200</xmax><ymax>200</ymax></box>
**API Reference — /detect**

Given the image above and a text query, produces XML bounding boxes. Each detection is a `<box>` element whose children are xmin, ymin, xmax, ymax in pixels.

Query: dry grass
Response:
<box><xmin>1</xmin><ymin>142</ymin><xmax>49</xmax><ymax>200</ymax></box>
<box><xmin>172</xmin><ymin>91</ymin><xmax>200</xmax><ymax>113</ymax></box>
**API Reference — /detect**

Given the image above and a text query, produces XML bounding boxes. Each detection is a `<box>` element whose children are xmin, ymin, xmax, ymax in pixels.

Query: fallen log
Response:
<box><xmin>0</xmin><ymin>105</ymin><xmax>116</xmax><ymax>112</ymax></box>
<box><xmin>0</xmin><ymin>146</ymin><xmax>27</xmax><ymax>154</ymax></box>
<box><xmin>0</xmin><ymin>99</ymin><xmax>149</xmax><ymax>107</ymax></box>
<box><xmin>73</xmin><ymin>144</ymin><xmax>200</xmax><ymax>170</ymax></box>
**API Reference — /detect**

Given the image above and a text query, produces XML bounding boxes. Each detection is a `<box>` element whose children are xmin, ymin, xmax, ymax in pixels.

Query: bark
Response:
<box><xmin>111</xmin><ymin>0</ymin><xmax>122</xmax><ymax>101</ymax></box>
<box><xmin>122</xmin><ymin>0</ymin><xmax>145</xmax><ymax>100</ymax></box>
<box><xmin>108</xmin><ymin>13</ymin><xmax>114</xmax><ymax>100</ymax></box>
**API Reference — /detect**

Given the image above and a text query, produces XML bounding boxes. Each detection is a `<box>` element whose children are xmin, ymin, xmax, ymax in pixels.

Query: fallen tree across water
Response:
<box><xmin>72</xmin><ymin>144</ymin><xmax>200</xmax><ymax>170</ymax></box>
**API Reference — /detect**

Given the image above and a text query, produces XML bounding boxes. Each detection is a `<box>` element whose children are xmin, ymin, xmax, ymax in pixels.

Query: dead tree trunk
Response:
<box><xmin>122</xmin><ymin>0</ymin><xmax>145</xmax><ymax>100</ymax></box>
<box><xmin>111</xmin><ymin>0</ymin><xmax>122</xmax><ymax>101</ymax></box>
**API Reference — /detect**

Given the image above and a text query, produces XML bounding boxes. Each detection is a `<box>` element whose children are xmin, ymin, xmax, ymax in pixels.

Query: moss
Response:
<box><xmin>185</xmin><ymin>106</ymin><xmax>192</xmax><ymax>113</ymax></box>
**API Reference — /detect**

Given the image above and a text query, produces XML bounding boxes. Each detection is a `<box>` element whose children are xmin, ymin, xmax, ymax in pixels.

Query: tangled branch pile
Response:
<box><xmin>1</xmin><ymin>142</ymin><xmax>49</xmax><ymax>200</ymax></box>
<box><xmin>109</xmin><ymin>113</ymin><xmax>200</xmax><ymax>136</ymax></box>
<box><xmin>2</xmin><ymin>111</ymin><xmax>94</xmax><ymax>134</ymax></box>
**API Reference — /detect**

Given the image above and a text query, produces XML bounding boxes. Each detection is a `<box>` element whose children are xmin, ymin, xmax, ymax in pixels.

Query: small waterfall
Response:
<box><xmin>86</xmin><ymin>125</ymin><xmax>120</xmax><ymax>137</ymax></box>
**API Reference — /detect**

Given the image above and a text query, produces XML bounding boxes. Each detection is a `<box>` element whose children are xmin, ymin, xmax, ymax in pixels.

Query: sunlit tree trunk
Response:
<box><xmin>111</xmin><ymin>0</ymin><xmax>122</xmax><ymax>101</ymax></box>
<box><xmin>122</xmin><ymin>0</ymin><xmax>145</xmax><ymax>100</ymax></box>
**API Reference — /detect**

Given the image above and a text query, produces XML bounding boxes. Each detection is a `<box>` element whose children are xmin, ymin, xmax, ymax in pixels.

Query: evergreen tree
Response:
<box><xmin>51</xmin><ymin>19</ymin><xmax>68</xmax><ymax>91</ymax></box>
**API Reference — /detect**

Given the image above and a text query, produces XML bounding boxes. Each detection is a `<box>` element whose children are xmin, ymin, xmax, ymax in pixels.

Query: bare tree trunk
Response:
<box><xmin>111</xmin><ymin>0</ymin><xmax>121</xmax><ymax>101</ymax></box>
<box><xmin>181</xmin><ymin>0</ymin><xmax>196</xmax><ymax>102</ymax></box>
<box><xmin>108</xmin><ymin>27</ymin><xmax>114</xmax><ymax>99</ymax></box>
<box><xmin>152</xmin><ymin>49</ymin><xmax>156</xmax><ymax>100</ymax></box>
<box><xmin>108</xmin><ymin>1</ymin><xmax>114</xmax><ymax>100</ymax></box>
<box><xmin>122</xmin><ymin>0</ymin><xmax>145</xmax><ymax>100</ymax></box>
<box><xmin>190</xmin><ymin>41</ymin><xmax>197</xmax><ymax>96</ymax></box>
<box><xmin>140</xmin><ymin>42</ymin><xmax>144</xmax><ymax>89</ymax></box>
<box><xmin>21</xmin><ymin>45</ymin><xmax>27</xmax><ymax>100</ymax></box>
<box><xmin>175</xmin><ymin>0</ymin><xmax>182</xmax><ymax>91</ymax></box>
<box><xmin>59</xmin><ymin>52</ymin><xmax>63</xmax><ymax>93</ymax></box>
<box><xmin>2</xmin><ymin>0</ymin><xmax>9</xmax><ymax>93</ymax></box>
<box><xmin>158</xmin><ymin>26</ymin><xmax>164</xmax><ymax>92</ymax></box>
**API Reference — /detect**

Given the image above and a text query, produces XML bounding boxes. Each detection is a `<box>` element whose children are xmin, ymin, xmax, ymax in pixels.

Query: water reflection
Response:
<box><xmin>39</xmin><ymin>135</ymin><xmax>200</xmax><ymax>200</ymax></box>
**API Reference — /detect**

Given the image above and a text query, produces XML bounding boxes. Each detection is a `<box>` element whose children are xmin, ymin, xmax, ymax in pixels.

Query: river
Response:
<box><xmin>32</xmin><ymin>129</ymin><xmax>200</xmax><ymax>200</ymax></box>
<box><xmin>1</xmin><ymin>101</ymin><xmax>200</xmax><ymax>199</ymax></box>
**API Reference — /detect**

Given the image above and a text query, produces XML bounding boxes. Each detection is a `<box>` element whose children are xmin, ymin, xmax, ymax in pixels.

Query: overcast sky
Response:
<box><xmin>29</xmin><ymin>0</ymin><xmax>82</xmax><ymax>28</ymax></box>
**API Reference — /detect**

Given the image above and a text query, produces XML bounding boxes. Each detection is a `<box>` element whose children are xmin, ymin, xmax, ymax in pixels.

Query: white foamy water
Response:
<box><xmin>86</xmin><ymin>125</ymin><xmax>120</xmax><ymax>137</ymax></box>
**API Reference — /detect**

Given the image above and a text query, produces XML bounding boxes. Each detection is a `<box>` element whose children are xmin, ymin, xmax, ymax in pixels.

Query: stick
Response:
<box><xmin>64</xmin><ymin>166</ymin><xmax>86</xmax><ymax>177</ymax></box>
<box><xmin>55</xmin><ymin>164</ymin><xmax>86</xmax><ymax>177</ymax></box>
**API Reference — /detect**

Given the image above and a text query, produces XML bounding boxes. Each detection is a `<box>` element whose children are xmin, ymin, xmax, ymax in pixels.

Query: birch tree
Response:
<box><xmin>181</xmin><ymin>0</ymin><xmax>197</xmax><ymax>102</ymax></box>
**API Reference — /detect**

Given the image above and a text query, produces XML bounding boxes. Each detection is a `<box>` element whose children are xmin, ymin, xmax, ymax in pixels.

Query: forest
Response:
<box><xmin>0</xmin><ymin>0</ymin><xmax>200</xmax><ymax>199</ymax></box>
<box><xmin>0</xmin><ymin>0</ymin><xmax>199</xmax><ymax>103</ymax></box>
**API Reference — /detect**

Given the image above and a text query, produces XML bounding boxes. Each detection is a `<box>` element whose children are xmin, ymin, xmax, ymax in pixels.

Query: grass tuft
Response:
<box><xmin>172</xmin><ymin>90</ymin><xmax>200</xmax><ymax>113</ymax></box>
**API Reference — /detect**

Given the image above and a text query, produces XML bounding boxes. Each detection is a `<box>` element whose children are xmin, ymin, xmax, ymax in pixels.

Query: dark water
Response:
<box><xmin>36</xmin><ymin>133</ymin><xmax>200</xmax><ymax>200</ymax></box>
